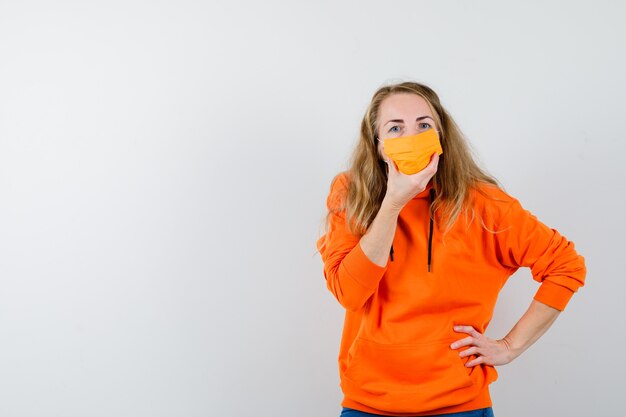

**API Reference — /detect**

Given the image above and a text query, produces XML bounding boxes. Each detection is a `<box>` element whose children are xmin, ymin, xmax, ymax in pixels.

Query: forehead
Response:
<box><xmin>378</xmin><ymin>93</ymin><xmax>433</xmax><ymax>121</ymax></box>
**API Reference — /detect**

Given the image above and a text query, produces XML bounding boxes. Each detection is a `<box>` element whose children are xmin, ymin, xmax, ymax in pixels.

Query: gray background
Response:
<box><xmin>0</xmin><ymin>1</ymin><xmax>624</xmax><ymax>416</ymax></box>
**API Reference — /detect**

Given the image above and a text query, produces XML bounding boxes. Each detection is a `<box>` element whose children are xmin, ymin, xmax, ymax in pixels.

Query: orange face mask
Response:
<box><xmin>382</xmin><ymin>128</ymin><xmax>444</xmax><ymax>175</ymax></box>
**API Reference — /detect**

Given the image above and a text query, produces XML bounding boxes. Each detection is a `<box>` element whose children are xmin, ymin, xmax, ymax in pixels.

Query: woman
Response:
<box><xmin>316</xmin><ymin>81</ymin><xmax>586</xmax><ymax>417</ymax></box>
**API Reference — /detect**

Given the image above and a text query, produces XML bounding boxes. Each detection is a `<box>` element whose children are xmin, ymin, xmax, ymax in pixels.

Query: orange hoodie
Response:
<box><xmin>316</xmin><ymin>172</ymin><xmax>586</xmax><ymax>416</ymax></box>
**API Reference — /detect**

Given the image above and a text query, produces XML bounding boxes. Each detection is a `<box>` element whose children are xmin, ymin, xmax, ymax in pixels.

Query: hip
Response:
<box><xmin>340</xmin><ymin>406</ymin><xmax>494</xmax><ymax>417</ymax></box>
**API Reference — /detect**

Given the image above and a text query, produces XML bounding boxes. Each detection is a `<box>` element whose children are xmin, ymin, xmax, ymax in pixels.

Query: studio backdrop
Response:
<box><xmin>0</xmin><ymin>1</ymin><xmax>624</xmax><ymax>416</ymax></box>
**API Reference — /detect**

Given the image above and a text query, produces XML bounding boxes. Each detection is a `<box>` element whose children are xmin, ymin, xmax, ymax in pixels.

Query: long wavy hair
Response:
<box><xmin>324</xmin><ymin>81</ymin><xmax>503</xmax><ymax>238</ymax></box>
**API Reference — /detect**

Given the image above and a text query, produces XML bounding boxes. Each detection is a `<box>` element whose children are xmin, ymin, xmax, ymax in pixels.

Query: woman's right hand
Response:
<box><xmin>382</xmin><ymin>152</ymin><xmax>440</xmax><ymax>212</ymax></box>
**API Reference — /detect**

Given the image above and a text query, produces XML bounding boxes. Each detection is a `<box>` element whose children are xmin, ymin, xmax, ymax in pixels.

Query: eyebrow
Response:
<box><xmin>383</xmin><ymin>116</ymin><xmax>434</xmax><ymax>127</ymax></box>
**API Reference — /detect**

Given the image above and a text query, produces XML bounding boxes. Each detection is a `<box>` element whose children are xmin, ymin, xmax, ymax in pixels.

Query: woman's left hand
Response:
<box><xmin>450</xmin><ymin>325</ymin><xmax>517</xmax><ymax>367</ymax></box>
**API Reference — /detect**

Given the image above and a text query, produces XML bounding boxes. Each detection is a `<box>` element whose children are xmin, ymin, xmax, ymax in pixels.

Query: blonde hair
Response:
<box><xmin>324</xmin><ymin>81</ymin><xmax>503</xmax><ymax>237</ymax></box>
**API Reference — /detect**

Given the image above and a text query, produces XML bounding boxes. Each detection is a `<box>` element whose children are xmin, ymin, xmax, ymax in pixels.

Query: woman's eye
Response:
<box><xmin>419</xmin><ymin>122</ymin><xmax>431</xmax><ymax>130</ymax></box>
<box><xmin>389</xmin><ymin>125</ymin><xmax>400</xmax><ymax>133</ymax></box>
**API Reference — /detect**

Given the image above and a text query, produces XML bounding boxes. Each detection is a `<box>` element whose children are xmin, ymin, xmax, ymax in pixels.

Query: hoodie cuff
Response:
<box><xmin>340</xmin><ymin>241</ymin><xmax>388</xmax><ymax>290</ymax></box>
<box><xmin>533</xmin><ymin>280</ymin><xmax>575</xmax><ymax>311</ymax></box>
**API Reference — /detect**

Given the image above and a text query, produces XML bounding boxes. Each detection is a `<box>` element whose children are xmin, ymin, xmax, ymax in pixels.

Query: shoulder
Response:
<box><xmin>327</xmin><ymin>171</ymin><xmax>352</xmax><ymax>197</ymax></box>
<box><xmin>325</xmin><ymin>171</ymin><xmax>351</xmax><ymax>211</ymax></box>
<box><xmin>330</xmin><ymin>171</ymin><xmax>350</xmax><ymax>190</ymax></box>
<box><xmin>467</xmin><ymin>181</ymin><xmax>521</xmax><ymax>223</ymax></box>
<box><xmin>469</xmin><ymin>181</ymin><xmax>518</xmax><ymax>205</ymax></box>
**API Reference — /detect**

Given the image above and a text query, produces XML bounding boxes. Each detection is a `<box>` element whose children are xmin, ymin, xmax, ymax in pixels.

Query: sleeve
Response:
<box><xmin>316</xmin><ymin>173</ymin><xmax>389</xmax><ymax>312</ymax></box>
<box><xmin>494</xmin><ymin>198</ymin><xmax>587</xmax><ymax>311</ymax></box>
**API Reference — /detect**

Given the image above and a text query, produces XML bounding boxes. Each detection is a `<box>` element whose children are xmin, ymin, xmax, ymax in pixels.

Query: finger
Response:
<box><xmin>386</xmin><ymin>157</ymin><xmax>399</xmax><ymax>177</ymax></box>
<box><xmin>454</xmin><ymin>325</ymin><xmax>481</xmax><ymax>338</ymax></box>
<box><xmin>425</xmin><ymin>152</ymin><xmax>439</xmax><ymax>173</ymax></box>
<box><xmin>458</xmin><ymin>346</ymin><xmax>480</xmax><ymax>358</ymax></box>
<box><xmin>410</xmin><ymin>151</ymin><xmax>439</xmax><ymax>178</ymax></box>
<box><xmin>428</xmin><ymin>151</ymin><xmax>439</xmax><ymax>166</ymax></box>
<box><xmin>465</xmin><ymin>355</ymin><xmax>485</xmax><ymax>367</ymax></box>
<box><xmin>450</xmin><ymin>336</ymin><xmax>474</xmax><ymax>349</ymax></box>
